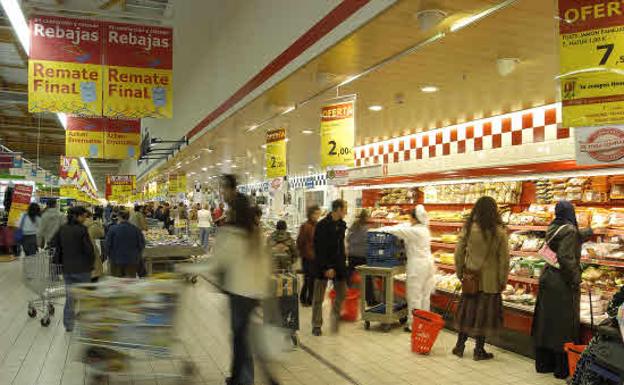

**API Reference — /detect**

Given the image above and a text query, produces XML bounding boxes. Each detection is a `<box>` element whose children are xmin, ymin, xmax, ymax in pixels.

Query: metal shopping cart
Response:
<box><xmin>71</xmin><ymin>274</ymin><xmax>196</xmax><ymax>385</ymax></box>
<box><xmin>23</xmin><ymin>248</ymin><xmax>63</xmax><ymax>327</ymax></box>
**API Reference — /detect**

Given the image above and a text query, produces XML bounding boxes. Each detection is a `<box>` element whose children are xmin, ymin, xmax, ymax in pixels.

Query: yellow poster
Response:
<box><xmin>60</xmin><ymin>185</ymin><xmax>78</xmax><ymax>200</ymax></box>
<box><xmin>320</xmin><ymin>98</ymin><xmax>355</xmax><ymax>169</ymax></box>
<box><xmin>104</xmin><ymin>66</ymin><xmax>173</xmax><ymax>119</ymax></box>
<box><xmin>559</xmin><ymin>0</ymin><xmax>624</xmax><ymax>126</ymax></box>
<box><xmin>65</xmin><ymin>117</ymin><xmax>105</xmax><ymax>158</ymax></box>
<box><xmin>266</xmin><ymin>128</ymin><xmax>287</xmax><ymax>178</ymax></box>
<box><xmin>29</xmin><ymin>60</ymin><xmax>102</xmax><ymax>116</ymax></box>
<box><xmin>177</xmin><ymin>175</ymin><xmax>187</xmax><ymax>193</ymax></box>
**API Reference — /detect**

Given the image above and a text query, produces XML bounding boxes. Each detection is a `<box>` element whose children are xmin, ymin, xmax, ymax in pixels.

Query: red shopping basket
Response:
<box><xmin>329</xmin><ymin>288</ymin><xmax>360</xmax><ymax>322</ymax></box>
<box><xmin>411</xmin><ymin>309</ymin><xmax>445</xmax><ymax>354</ymax></box>
<box><xmin>564</xmin><ymin>343</ymin><xmax>587</xmax><ymax>377</ymax></box>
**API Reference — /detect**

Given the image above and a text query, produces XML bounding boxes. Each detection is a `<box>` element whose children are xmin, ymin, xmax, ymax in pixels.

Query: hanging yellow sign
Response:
<box><xmin>558</xmin><ymin>0</ymin><xmax>624</xmax><ymax>126</ymax></box>
<box><xmin>265</xmin><ymin>128</ymin><xmax>287</xmax><ymax>178</ymax></box>
<box><xmin>320</xmin><ymin>97</ymin><xmax>355</xmax><ymax>169</ymax></box>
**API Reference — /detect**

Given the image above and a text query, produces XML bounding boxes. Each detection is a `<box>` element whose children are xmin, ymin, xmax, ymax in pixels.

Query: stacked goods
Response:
<box><xmin>610</xmin><ymin>176</ymin><xmax>624</xmax><ymax>200</ymax></box>
<box><xmin>502</xmin><ymin>284</ymin><xmax>537</xmax><ymax>306</ymax></box>
<box><xmin>509</xmin><ymin>257</ymin><xmax>546</xmax><ymax>278</ymax></box>
<box><xmin>428</xmin><ymin>210</ymin><xmax>467</xmax><ymax>223</ymax></box>
<box><xmin>378</xmin><ymin>189</ymin><xmax>415</xmax><ymax>204</ymax></box>
<box><xmin>609</xmin><ymin>210</ymin><xmax>624</xmax><ymax>230</ymax></box>
<box><xmin>367</xmin><ymin>232</ymin><xmax>406</xmax><ymax>267</ymax></box>
<box><xmin>435</xmin><ymin>273</ymin><xmax>461</xmax><ymax>292</ymax></box>
<box><xmin>583</xmin><ymin>176</ymin><xmax>609</xmax><ymax>203</ymax></box>
<box><xmin>433</xmin><ymin>250</ymin><xmax>455</xmax><ymax>265</ymax></box>
<box><xmin>421</xmin><ymin>182</ymin><xmax>522</xmax><ymax>204</ymax></box>
<box><xmin>536</xmin><ymin>180</ymin><xmax>554</xmax><ymax>203</ymax></box>
<box><xmin>582</xmin><ymin>238</ymin><xmax>624</xmax><ymax>260</ymax></box>
<box><xmin>509</xmin><ymin>231</ymin><xmax>545</xmax><ymax>252</ymax></box>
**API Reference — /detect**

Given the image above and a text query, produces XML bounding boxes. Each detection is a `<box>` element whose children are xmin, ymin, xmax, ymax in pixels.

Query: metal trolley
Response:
<box><xmin>72</xmin><ymin>274</ymin><xmax>196</xmax><ymax>385</ymax></box>
<box><xmin>23</xmin><ymin>248</ymin><xmax>63</xmax><ymax>327</ymax></box>
<box><xmin>265</xmin><ymin>270</ymin><xmax>299</xmax><ymax>346</ymax></box>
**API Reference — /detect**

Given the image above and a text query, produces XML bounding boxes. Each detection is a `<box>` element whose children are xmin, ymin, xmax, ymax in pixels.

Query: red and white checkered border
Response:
<box><xmin>355</xmin><ymin>103</ymin><xmax>568</xmax><ymax>167</ymax></box>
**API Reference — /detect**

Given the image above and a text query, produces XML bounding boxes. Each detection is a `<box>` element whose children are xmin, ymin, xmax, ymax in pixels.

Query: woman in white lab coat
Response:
<box><xmin>375</xmin><ymin>205</ymin><xmax>435</xmax><ymax>332</ymax></box>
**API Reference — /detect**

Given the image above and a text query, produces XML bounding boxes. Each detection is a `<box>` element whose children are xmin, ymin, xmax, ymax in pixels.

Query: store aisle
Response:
<box><xmin>0</xmin><ymin>259</ymin><xmax>565</xmax><ymax>385</ymax></box>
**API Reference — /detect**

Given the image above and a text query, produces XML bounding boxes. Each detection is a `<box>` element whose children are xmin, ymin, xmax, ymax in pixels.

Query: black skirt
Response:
<box><xmin>455</xmin><ymin>292</ymin><xmax>503</xmax><ymax>337</ymax></box>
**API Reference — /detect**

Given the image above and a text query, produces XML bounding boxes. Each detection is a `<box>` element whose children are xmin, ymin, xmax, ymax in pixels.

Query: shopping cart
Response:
<box><xmin>72</xmin><ymin>274</ymin><xmax>196</xmax><ymax>385</ymax></box>
<box><xmin>265</xmin><ymin>270</ymin><xmax>299</xmax><ymax>346</ymax></box>
<box><xmin>23</xmin><ymin>248</ymin><xmax>63</xmax><ymax>327</ymax></box>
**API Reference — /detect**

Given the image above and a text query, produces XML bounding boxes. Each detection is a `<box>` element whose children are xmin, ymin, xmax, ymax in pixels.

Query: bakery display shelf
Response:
<box><xmin>434</xmin><ymin>262</ymin><xmax>539</xmax><ymax>285</ymax></box>
<box><xmin>507</xmin><ymin>225</ymin><xmax>548</xmax><ymax>231</ymax></box>
<box><xmin>581</xmin><ymin>257</ymin><xmax>624</xmax><ymax>268</ymax></box>
<box><xmin>435</xmin><ymin>287</ymin><xmax>535</xmax><ymax>314</ymax></box>
<box><xmin>510</xmin><ymin>250</ymin><xmax>539</xmax><ymax>257</ymax></box>
<box><xmin>367</xmin><ymin>218</ymin><xmax>400</xmax><ymax>225</ymax></box>
<box><xmin>377</xmin><ymin>202</ymin><xmax>417</xmax><ymax>206</ymax></box>
<box><xmin>430</xmin><ymin>241</ymin><xmax>456</xmax><ymax>250</ymax></box>
<box><xmin>428</xmin><ymin>221</ymin><xmax>465</xmax><ymax>227</ymax></box>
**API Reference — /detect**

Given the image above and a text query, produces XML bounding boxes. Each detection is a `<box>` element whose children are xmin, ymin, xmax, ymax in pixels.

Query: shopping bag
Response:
<box><xmin>537</xmin><ymin>224</ymin><xmax>569</xmax><ymax>269</ymax></box>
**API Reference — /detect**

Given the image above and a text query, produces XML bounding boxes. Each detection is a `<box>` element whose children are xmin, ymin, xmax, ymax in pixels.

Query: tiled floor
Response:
<box><xmin>0</xmin><ymin>259</ymin><xmax>567</xmax><ymax>385</ymax></box>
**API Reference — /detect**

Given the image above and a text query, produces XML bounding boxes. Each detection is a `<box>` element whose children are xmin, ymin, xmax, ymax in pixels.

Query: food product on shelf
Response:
<box><xmin>582</xmin><ymin>242</ymin><xmax>622</xmax><ymax>259</ymax></box>
<box><xmin>378</xmin><ymin>188</ymin><xmax>415</xmax><ymax>204</ymax></box>
<box><xmin>509</xmin><ymin>257</ymin><xmax>545</xmax><ymax>278</ymax></box>
<box><xmin>428</xmin><ymin>210</ymin><xmax>467</xmax><ymax>223</ymax></box>
<box><xmin>591</xmin><ymin>208</ymin><xmax>611</xmax><ymax>229</ymax></box>
<box><xmin>610</xmin><ymin>176</ymin><xmax>624</xmax><ymax>200</ymax></box>
<box><xmin>433</xmin><ymin>251</ymin><xmax>455</xmax><ymax>265</ymax></box>
<box><xmin>609</xmin><ymin>209</ymin><xmax>624</xmax><ymax>229</ymax></box>
<box><xmin>502</xmin><ymin>284</ymin><xmax>537</xmax><ymax>306</ymax></box>
<box><xmin>440</xmin><ymin>233</ymin><xmax>458</xmax><ymax>243</ymax></box>
<box><xmin>421</xmin><ymin>181</ymin><xmax>522</xmax><ymax>204</ymax></box>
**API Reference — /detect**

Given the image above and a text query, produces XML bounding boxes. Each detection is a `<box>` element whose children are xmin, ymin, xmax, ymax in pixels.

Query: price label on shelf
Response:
<box><xmin>265</xmin><ymin>128</ymin><xmax>287</xmax><ymax>178</ymax></box>
<box><xmin>558</xmin><ymin>0</ymin><xmax>624</xmax><ymax>126</ymax></box>
<box><xmin>320</xmin><ymin>97</ymin><xmax>355</xmax><ymax>169</ymax></box>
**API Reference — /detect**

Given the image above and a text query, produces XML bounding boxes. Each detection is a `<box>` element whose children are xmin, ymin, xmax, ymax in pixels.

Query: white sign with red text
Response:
<box><xmin>575</xmin><ymin>125</ymin><xmax>624</xmax><ymax>165</ymax></box>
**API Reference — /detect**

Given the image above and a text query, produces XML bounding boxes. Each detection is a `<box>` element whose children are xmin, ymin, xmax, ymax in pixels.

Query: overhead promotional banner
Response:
<box><xmin>105</xmin><ymin>175</ymin><xmax>136</xmax><ymax>202</ymax></box>
<box><xmin>59</xmin><ymin>156</ymin><xmax>81</xmax><ymax>182</ymax></box>
<box><xmin>265</xmin><ymin>128</ymin><xmax>287</xmax><ymax>178</ymax></box>
<box><xmin>168</xmin><ymin>174</ymin><xmax>187</xmax><ymax>195</ymax></box>
<box><xmin>66</xmin><ymin>116</ymin><xmax>105</xmax><ymax>157</ymax></box>
<box><xmin>320</xmin><ymin>96</ymin><xmax>356</xmax><ymax>169</ymax></box>
<box><xmin>558</xmin><ymin>0</ymin><xmax>624</xmax><ymax>126</ymax></box>
<box><xmin>575</xmin><ymin>125</ymin><xmax>624</xmax><ymax>165</ymax></box>
<box><xmin>8</xmin><ymin>184</ymin><xmax>33</xmax><ymax>227</ymax></box>
<box><xmin>103</xmin><ymin>22</ymin><xmax>173</xmax><ymax>118</ymax></box>
<box><xmin>103</xmin><ymin>119</ymin><xmax>141</xmax><ymax>159</ymax></box>
<box><xmin>29</xmin><ymin>15</ymin><xmax>103</xmax><ymax>116</ymax></box>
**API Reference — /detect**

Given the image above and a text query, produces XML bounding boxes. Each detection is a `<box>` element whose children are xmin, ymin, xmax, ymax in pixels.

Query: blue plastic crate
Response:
<box><xmin>367</xmin><ymin>232</ymin><xmax>401</xmax><ymax>246</ymax></box>
<box><xmin>366</xmin><ymin>258</ymin><xmax>404</xmax><ymax>267</ymax></box>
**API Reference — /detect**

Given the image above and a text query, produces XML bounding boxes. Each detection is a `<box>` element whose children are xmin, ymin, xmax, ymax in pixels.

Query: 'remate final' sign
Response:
<box><xmin>104</xmin><ymin>22</ymin><xmax>173</xmax><ymax>118</ymax></box>
<box><xmin>29</xmin><ymin>15</ymin><xmax>103</xmax><ymax>116</ymax></box>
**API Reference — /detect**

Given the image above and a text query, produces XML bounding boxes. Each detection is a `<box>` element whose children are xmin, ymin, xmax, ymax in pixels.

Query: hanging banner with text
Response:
<box><xmin>104</xmin><ymin>119</ymin><xmax>141</xmax><ymax>159</ymax></box>
<box><xmin>29</xmin><ymin>15</ymin><xmax>103</xmax><ymax>116</ymax></box>
<box><xmin>8</xmin><ymin>184</ymin><xmax>33</xmax><ymax>227</ymax></box>
<box><xmin>105</xmin><ymin>175</ymin><xmax>136</xmax><ymax>202</ymax></box>
<box><xmin>66</xmin><ymin>116</ymin><xmax>105</xmax><ymax>157</ymax></box>
<box><xmin>104</xmin><ymin>22</ymin><xmax>173</xmax><ymax>118</ymax></box>
<box><xmin>59</xmin><ymin>156</ymin><xmax>81</xmax><ymax>183</ymax></box>
<box><xmin>558</xmin><ymin>0</ymin><xmax>624</xmax><ymax>126</ymax></box>
<box><xmin>320</xmin><ymin>96</ymin><xmax>356</xmax><ymax>169</ymax></box>
<box><xmin>265</xmin><ymin>128</ymin><xmax>287</xmax><ymax>178</ymax></box>
<box><xmin>575</xmin><ymin>125</ymin><xmax>624</xmax><ymax>164</ymax></box>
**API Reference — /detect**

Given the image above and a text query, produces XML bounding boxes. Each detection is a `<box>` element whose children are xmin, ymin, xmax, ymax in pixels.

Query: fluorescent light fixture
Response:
<box><xmin>261</xmin><ymin>144</ymin><xmax>267</xmax><ymax>149</ymax></box>
<box><xmin>368</xmin><ymin>105</ymin><xmax>383</xmax><ymax>111</ymax></box>
<box><xmin>450</xmin><ymin>0</ymin><xmax>517</xmax><ymax>33</ymax></box>
<box><xmin>301</xmin><ymin>130</ymin><xmax>314</xmax><ymax>135</ymax></box>
<box><xmin>281</xmin><ymin>106</ymin><xmax>296</xmax><ymax>115</ymax></box>
<box><xmin>245</xmin><ymin>172</ymin><xmax>250</xmax><ymax>175</ymax></box>
<box><xmin>308</xmin><ymin>165</ymin><xmax>314</xmax><ymax>169</ymax></box>
<box><xmin>216</xmin><ymin>162</ymin><xmax>222</xmax><ymax>166</ymax></box>
<box><xmin>57</xmin><ymin>113</ymin><xmax>68</xmax><ymax>129</ymax></box>
<box><xmin>79</xmin><ymin>157</ymin><xmax>98</xmax><ymax>192</ymax></box>
<box><xmin>421</xmin><ymin>86</ymin><xmax>439</xmax><ymax>93</ymax></box>
<box><xmin>1</xmin><ymin>0</ymin><xmax>29</xmax><ymax>53</ymax></box>
<box><xmin>285</xmin><ymin>138</ymin><xmax>290</xmax><ymax>142</ymax></box>
<box><xmin>201</xmin><ymin>167</ymin><xmax>208</xmax><ymax>172</ymax></box>
<box><xmin>247</xmin><ymin>124</ymin><xmax>259</xmax><ymax>132</ymax></box>
<box><xmin>225</xmin><ymin>159</ymin><xmax>233</xmax><ymax>163</ymax></box>
<box><xmin>231</xmin><ymin>164</ymin><xmax>238</xmax><ymax>168</ymax></box>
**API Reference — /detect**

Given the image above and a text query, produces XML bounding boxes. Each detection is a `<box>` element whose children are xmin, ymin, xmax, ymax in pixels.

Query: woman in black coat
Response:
<box><xmin>532</xmin><ymin>201</ymin><xmax>593</xmax><ymax>379</ymax></box>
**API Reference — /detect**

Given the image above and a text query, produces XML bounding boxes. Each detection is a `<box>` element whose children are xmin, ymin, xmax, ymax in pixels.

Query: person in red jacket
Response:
<box><xmin>297</xmin><ymin>205</ymin><xmax>321</xmax><ymax>306</ymax></box>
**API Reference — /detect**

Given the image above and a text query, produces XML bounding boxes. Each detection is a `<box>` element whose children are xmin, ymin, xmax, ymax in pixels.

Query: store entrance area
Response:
<box><xmin>1</xmin><ymin>260</ymin><xmax>564</xmax><ymax>385</ymax></box>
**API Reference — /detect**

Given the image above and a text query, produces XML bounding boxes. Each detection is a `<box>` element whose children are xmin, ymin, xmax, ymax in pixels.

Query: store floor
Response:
<box><xmin>0</xmin><ymin>260</ymin><xmax>566</xmax><ymax>385</ymax></box>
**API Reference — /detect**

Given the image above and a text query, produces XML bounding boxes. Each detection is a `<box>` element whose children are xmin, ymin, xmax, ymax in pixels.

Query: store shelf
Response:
<box><xmin>507</xmin><ymin>225</ymin><xmax>548</xmax><ymax>231</ymax></box>
<box><xmin>593</xmin><ymin>228</ymin><xmax>624</xmax><ymax>236</ymax></box>
<box><xmin>435</xmin><ymin>287</ymin><xmax>535</xmax><ymax>313</ymax></box>
<box><xmin>510</xmin><ymin>250</ymin><xmax>539</xmax><ymax>257</ymax></box>
<box><xmin>430</xmin><ymin>241</ymin><xmax>456</xmax><ymax>250</ymax></box>
<box><xmin>429</xmin><ymin>221</ymin><xmax>464</xmax><ymax>227</ymax></box>
<box><xmin>581</xmin><ymin>257</ymin><xmax>624</xmax><ymax>268</ymax></box>
<box><xmin>367</xmin><ymin>218</ymin><xmax>400</xmax><ymax>225</ymax></box>
<box><xmin>434</xmin><ymin>262</ymin><xmax>539</xmax><ymax>285</ymax></box>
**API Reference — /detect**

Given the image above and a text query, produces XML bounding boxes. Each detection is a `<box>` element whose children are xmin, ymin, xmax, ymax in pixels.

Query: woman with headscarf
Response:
<box><xmin>374</xmin><ymin>205</ymin><xmax>435</xmax><ymax>332</ymax></box>
<box><xmin>532</xmin><ymin>200</ymin><xmax>593</xmax><ymax>379</ymax></box>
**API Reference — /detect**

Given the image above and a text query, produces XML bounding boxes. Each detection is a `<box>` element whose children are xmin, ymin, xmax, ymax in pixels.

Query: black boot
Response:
<box><xmin>452</xmin><ymin>332</ymin><xmax>468</xmax><ymax>358</ymax></box>
<box><xmin>474</xmin><ymin>336</ymin><xmax>494</xmax><ymax>361</ymax></box>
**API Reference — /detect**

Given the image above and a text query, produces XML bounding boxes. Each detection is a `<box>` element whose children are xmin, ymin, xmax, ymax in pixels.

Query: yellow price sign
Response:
<box><xmin>266</xmin><ymin>128</ymin><xmax>287</xmax><ymax>178</ymax></box>
<box><xmin>320</xmin><ymin>99</ymin><xmax>355</xmax><ymax>169</ymax></box>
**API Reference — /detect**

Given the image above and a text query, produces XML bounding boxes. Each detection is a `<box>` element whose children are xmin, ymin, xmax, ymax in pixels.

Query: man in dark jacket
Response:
<box><xmin>51</xmin><ymin>206</ymin><xmax>95</xmax><ymax>332</ymax></box>
<box><xmin>105</xmin><ymin>209</ymin><xmax>146</xmax><ymax>278</ymax></box>
<box><xmin>311</xmin><ymin>199</ymin><xmax>348</xmax><ymax>336</ymax></box>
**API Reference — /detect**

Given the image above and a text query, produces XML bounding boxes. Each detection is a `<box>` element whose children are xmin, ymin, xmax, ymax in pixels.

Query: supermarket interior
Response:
<box><xmin>0</xmin><ymin>0</ymin><xmax>624</xmax><ymax>385</ymax></box>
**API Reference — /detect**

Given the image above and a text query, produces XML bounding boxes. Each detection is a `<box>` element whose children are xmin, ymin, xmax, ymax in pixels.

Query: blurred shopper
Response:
<box><xmin>453</xmin><ymin>196</ymin><xmax>509</xmax><ymax>360</ymax></box>
<box><xmin>84</xmin><ymin>210</ymin><xmax>105</xmax><ymax>282</ymax></box>
<box><xmin>197</xmin><ymin>204</ymin><xmax>213</xmax><ymax>250</ymax></box>
<box><xmin>297</xmin><ymin>205</ymin><xmax>320</xmax><ymax>306</ymax></box>
<box><xmin>104</xmin><ymin>204</ymin><xmax>113</xmax><ymax>225</ymax></box>
<box><xmin>129</xmin><ymin>205</ymin><xmax>148</xmax><ymax>231</ymax></box>
<box><xmin>208</xmin><ymin>182</ymin><xmax>277</xmax><ymax>385</ymax></box>
<box><xmin>347</xmin><ymin>209</ymin><xmax>376</xmax><ymax>306</ymax></box>
<box><xmin>189</xmin><ymin>203</ymin><xmax>199</xmax><ymax>222</ymax></box>
<box><xmin>105</xmin><ymin>210</ymin><xmax>146</xmax><ymax>278</ymax></box>
<box><xmin>267</xmin><ymin>220</ymin><xmax>298</xmax><ymax>271</ymax></box>
<box><xmin>38</xmin><ymin>199</ymin><xmax>64</xmax><ymax>248</ymax></box>
<box><xmin>311</xmin><ymin>199</ymin><xmax>348</xmax><ymax>336</ymax></box>
<box><xmin>51</xmin><ymin>206</ymin><xmax>94</xmax><ymax>332</ymax></box>
<box><xmin>375</xmin><ymin>205</ymin><xmax>434</xmax><ymax>332</ymax></box>
<box><xmin>533</xmin><ymin>200</ymin><xmax>593</xmax><ymax>379</ymax></box>
<box><xmin>19</xmin><ymin>203</ymin><xmax>41</xmax><ymax>256</ymax></box>
<box><xmin>174</xmin><ymin>202</ymin><xmax>188</xmax><ymax>235</ymax></box>
<box><xmin>213</xmin><ymin>203</ymin><xmax>226</xmax><ymax>226</ymax></box>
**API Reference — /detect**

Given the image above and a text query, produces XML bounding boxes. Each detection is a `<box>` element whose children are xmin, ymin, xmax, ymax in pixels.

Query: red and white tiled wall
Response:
<box><xmin>355</xmin><ymin>103</ymin><xmax>568</xmax><ymax>167</ymax></box>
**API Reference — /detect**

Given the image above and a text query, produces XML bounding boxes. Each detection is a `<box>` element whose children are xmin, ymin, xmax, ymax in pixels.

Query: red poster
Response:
<box><xmin>104</xmin><ymin>22</ymin><xmax>172</xmax><ymax>69</ymax></box>
<box><xmin>29</xmin><ymin>15</ymin><xmax>102</xmax><ymax>64</ymax></box>
<box><xmin>8</xmin><ymin>184</ymin><xmax>34</xmax><ymax>227</ymax></box>
<box><xmin>558</xmin><ymin>1</ymin><xmax>624</xmax><ymax>34</ymax></box>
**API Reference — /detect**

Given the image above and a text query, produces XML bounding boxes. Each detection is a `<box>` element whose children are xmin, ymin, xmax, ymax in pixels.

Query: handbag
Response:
<box><xmin>14</xmin><ymin>215</ymin><xmax>26</xmax><ymax>244</ymax></box>
<box><xmin>537</xmin><ymin>224</ymin><xmax>569</xmax><ymax>269</ymax></box>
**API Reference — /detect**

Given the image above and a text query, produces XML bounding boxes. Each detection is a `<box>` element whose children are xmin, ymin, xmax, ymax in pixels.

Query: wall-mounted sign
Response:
<box><xmin>265</xmin><ymin>128</ymin><xmax>287</xmax><ymax>178</ymax></box>
<box><xmin>575</xmin><ymin>125</ymin><xmax>624</xmax><ymax>165</ymax></box>
<box><xmin>321</xmin><ymin>96</ymin><xmax>355</xmax><ymax>169</ymax></box>
<box><xmin>105</xmin><ymin>175</ymin><xmax>136</xmax><ymax>202</ymax></box>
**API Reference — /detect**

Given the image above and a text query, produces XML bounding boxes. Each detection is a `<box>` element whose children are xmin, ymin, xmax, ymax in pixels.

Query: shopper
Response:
<box><xmin>105</xmin><ymin>209</ymin><xmax>146</xmax><ymax>278</ymax></box>
<box><xmin>197</xmin><ymin>204</ymin><xmax>213</xmax><ymax>250</ymax></box>
<box><xmin>453</xmin><ymin>196</ymin><xmax>509</xmax><ymax>360</ymax></box>
<box><xmin>297</xmin><ymin>205</ymin><xmax>320</xmax><ymax>306</ymax></box>
<box><xmin>207</xmin><ymin>185</ymin><xmax>277</xmax><ymax>385</ymax></box>
<box><xmin>213</xmin><ymin>203</ymin><xmax>226</xmax><ymax>226</ymax></box>
<box><xmin>84</xmin><ymin>211</ymin><xmax>105</xmax><ymax>282</ymax></box>
<box><xmin>267</xmin><ymin>220</ymin><xmax>298</xmax><ymax>271</ymax></box>
<box><xmin>51</xmin><ymin>206</ymin><xmax>94</xmax><ymax>332</ymax></box>
<box><xmin>311</xmin><ymin>199</ymin><xmax>348</xmax><ymax>336</ymax></box>
<box><xmin>174</xmin><ymin>202</ymin><xmax>188</xmax><ymax>235</ymax></box>
<box><xmin>104</xmin><ymin>204</ymin><xmax>113</xmax><ymax>225</ymax></box>
<box><xmin>129</xmin><ymin>204</ymin><xmax>148</xmax><ymax>231</ymax></box>
<box><xmin>532</xmin><ymin>200</ymin><xmax>593</xmax><ymax>379</ymax></box>
<box><xmin>374</xmin><ymin>205</ymin><xmax>434</xmax><ymax>332</ymax></box>
<box><xmin>38</xmin><ymin>199</ymin><xmax>64</xmax><ymax>249</ymax></box>
<box><xmin>347</xmin><ymin>209</ymin><xmax>376</xmax><ymax>306</ymax></box>
<box><xmin>19</xmin><ymin>203</ymin><xmax>41</xmax><ymax>256</ymax></box>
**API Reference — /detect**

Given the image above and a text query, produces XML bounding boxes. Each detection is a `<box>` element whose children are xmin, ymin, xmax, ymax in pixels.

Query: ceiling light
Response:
<box><xmin>308</xmin><ymin>165</ymin><xmax>314</xmax><ymax>169</ymax></box>
<box><xmin>261</xmin><ymin>144</ymin><xmax>267</xmax><ymax>149</ymax></box>
<box><xmin>421</xmin><ymin>86</ymin><xmax>439</xmax><ymax>93</ymax></box>
<box><xmin>285</xmin><ymin>138</ymin><xmax>290</xmax><ymax>142</ymax></box>
<box><xmin>216</xmin><ymin>162</ymin><xmax>222</xmax><ymax>166</ymax></box>
<box><xmin>231</xmin><ymin>164</ymin><xmax>238</xmax><ymax>168</ymax></box>
<box><xmin>281</xmin><ymin>106</ymin><xmax>296</xmax><ymax>115</ymax></box>
<box><xmin>245</xmin><ymin>172</ymin><xmax>250</xmax><ymax>175</ymax></box>
<box><xmin>247</xmin><ymin>124</ymin><xmax>258</xmax><ymax>132</ymax></box>
<box><xmin>414</xmin><ymin>9</ymin><xmax>447</xmax><ymax>31</ymax></box>
<box><xmin>201</xmin><ymin>167</ymin><xmax>207</xmax><ymax>172</ymax></box>
<box><xmin>203</xmin><ymin>147</ymin><xmax>214</xmax><ymax>153</ymax></box>
<box><xmin>301</xmin><ymin>130</ymin><xmax>314</xmax><ymax>135</ymax></box>
<box><xmin>1</xmin><ymin>0</ymin><xmax>29</xmax><ymax>52</ymax></box>
<box><xmin>368</xmin><ymin>105</ymin><xmax>383</xmax><ymax>111</ymax></box>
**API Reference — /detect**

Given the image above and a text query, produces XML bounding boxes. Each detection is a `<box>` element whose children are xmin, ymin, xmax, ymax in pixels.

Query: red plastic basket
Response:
<box><xmin>564</xmin><ymin>343</ymin><xmax>587</xmax><ymax>377</ymax></box>
<box><xmin>411</xmin><ymin>309</ymin><xmax>445</xmax><ymax>354</ymax></box>
<box><xmin>329</xmin><ymin>288</ymin><xmax>360</xmax><ymax>322</ymax></box>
